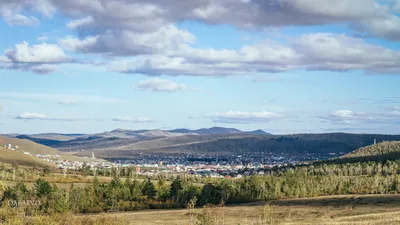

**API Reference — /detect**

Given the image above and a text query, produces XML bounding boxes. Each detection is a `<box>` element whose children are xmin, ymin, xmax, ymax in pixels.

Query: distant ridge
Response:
<box><xmin>168</xmin><ymin>127</ymin><xmax>270</xmax><ymax>135</ymax></box>
<box><xmin>247</xmin><ymin>129</ymin><xmax>271</xmax><ymax>135</ymax></box>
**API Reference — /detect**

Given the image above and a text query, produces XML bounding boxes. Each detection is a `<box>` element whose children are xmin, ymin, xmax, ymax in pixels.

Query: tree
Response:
<box><xmin>142</xmin><ymin>179</ymin><xmax>156</xmax><ymax>199</ymax></box>
<box><xmin>34</xmin><ymin>179</ymin><xmax>52</xmax><ymax>198</ymax></box>
<box><xmin>169</xmin><ymin>177</ymin><xmax>183</xmax><ymax>201</ymax></box>
<box><xmin>43</xmin><ymin>166</ymin><xmax>51</xmax><ymax>176</ymax></box>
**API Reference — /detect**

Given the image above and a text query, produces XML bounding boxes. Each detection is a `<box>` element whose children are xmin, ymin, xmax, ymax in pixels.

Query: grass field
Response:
<box><xmin>79</xmin><ymin>194</ymin><xmax>400</xmax><ymax>225</ymax></box>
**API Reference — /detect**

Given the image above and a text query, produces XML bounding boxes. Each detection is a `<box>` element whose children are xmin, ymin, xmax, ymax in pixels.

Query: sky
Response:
<box><xmin>0</xmin><ymin>0</ymin><xmax>400</xmax><ymax>134</ymax></box>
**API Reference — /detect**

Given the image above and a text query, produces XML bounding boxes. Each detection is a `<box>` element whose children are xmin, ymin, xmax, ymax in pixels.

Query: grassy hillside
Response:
<box><xmin>0</xmin><ymin>146</ymin><xmax>55</xmax><ymax>168</ymax></box>
<box><xmin>0</xmin><ymin>136</ymin><xmax>89</xmax><ymax>163</ymax></box>
<box><xmin>0</xmin><ymin>136</ymin><xmax>58</xmax><ymax>155</ymax></box>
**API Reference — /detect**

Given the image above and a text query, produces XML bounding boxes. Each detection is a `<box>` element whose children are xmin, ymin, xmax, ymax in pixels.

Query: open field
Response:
<box><xmin>80</xmin><ymin>194</ymin><xmax>400</xmax><ymax>225</ymax></box>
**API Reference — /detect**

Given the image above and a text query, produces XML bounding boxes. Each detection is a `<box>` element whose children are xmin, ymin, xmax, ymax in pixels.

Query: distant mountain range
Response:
<box><xmin>168</xmin><ymin>127</ymin><xmax>271</xmax><ymax>135</ymax></box>
<box><xmin>10</xmin><ymin>127</ymin><xmax>271</xmax><ymax>143</ymax></box>
<box><xmin>5</xmin><ymin>128</ymin><xmax>400</xmax><ymax>160</ymax></box>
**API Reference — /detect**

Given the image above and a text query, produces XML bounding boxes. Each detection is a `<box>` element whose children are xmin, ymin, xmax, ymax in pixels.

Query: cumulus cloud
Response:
<box><xmin>1</xmin><ymin>41</ymin><xmax>71</xmax><ymax>74</ymax></box>
<box><xmin>59</xmin><ymin>25</ymin><xmax>195</xmax><ymax>56</ymax></box>
<box><xmin>113</xmin><ymin>116</ymin><xmax>154</xmax><ymax>123</ymax></box>
<box><xmin>134</xmin><ymin>78</ymin><xmax>192</xmax><ymax>92</ymax></box>
<box><xmin>1</xmin><ymin>0</ymin><xmax>399</xmax><ymax>38</ymax></box>
<box><xmin>319</xmin><ymin>110</ymin><xmax>371</xmax><ymax>125</ymax></box>
<box><xmin>66</xmin><ymin>16</ymin><xmax>94</xmax><ymax>29</ymax></box>
<box><xmin>31</xmin><ymin>0</ymin><xmax>398</xmax><ymax>62</ymax></box>
<box><xmin>0</xmin><ymin>0</ymin><xmax>55</xmax><ymax>26</ymax></box>
<box><xmin>5</xmin><ymin>41</ymin><xmax>71</xmax><ymax>63</ymax></box>
<box><xmin>111</xmin><ymin>33</ymin><xmax>400</xmax><ymax>76</ymax></box>
<box><xmin>0</xmin><ymin>9</ymin><xmax>40</xmax><ymax>26</ymax></box>
<box><xmin>2</xmin><ymin>0</ymin><xmax>400</xmax><ymax>76</ymax></box>
<box><xmin>318</xmin><ymin>108</ymin><xmax>400</xmax><ymax>125</ymax></box>
<box><xmin>15</xmin><ymin>112</ymin><xmax>79</xmax><ymax>121</ymax></box>
<box><xmin>207</xmin><ymin>111</ymin><xmax>283</xmax><ymax>124</ymax></box>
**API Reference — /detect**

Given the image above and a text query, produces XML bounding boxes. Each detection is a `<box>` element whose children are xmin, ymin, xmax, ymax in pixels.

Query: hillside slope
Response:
<box><xmin>12</xmin><ymin>130</ymin><xmax>400</xmax><ymax>159</ymax></box>
<box><xmin>343</xmin><ymin>141</ymin><xmax>400</xmax><ymax>159</ymax></box>
<box><xmin>0</xmin><ymin>136</ymin><xmax>59</xmax><ymax>155</ymax></box>
<box><xmin>69</xmin><ymin>133</ymin><xmax>400</xmax><ymax>159</ymax></box>
<box><xmin>0</xmin><ymin>136</ymin><xmax>85</xmax><ymax>164</ymax></box>
<box><xmin>0</xmin><ymin>146</ymin><xmax>56</xmax><ymax>168</ymax></box>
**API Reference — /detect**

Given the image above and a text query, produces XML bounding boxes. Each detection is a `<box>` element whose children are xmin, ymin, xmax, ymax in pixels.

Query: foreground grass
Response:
<box><xmin>79</xmin><ymin>194</ymin><xmax>400</xmax><ymax>225</ymax></box>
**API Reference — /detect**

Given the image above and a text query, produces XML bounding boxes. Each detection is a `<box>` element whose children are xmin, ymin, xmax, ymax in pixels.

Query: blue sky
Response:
<box><xmin>1</xmin><ymin>0</ymin><xmax>400</xmax><ymax>134</ymax></box>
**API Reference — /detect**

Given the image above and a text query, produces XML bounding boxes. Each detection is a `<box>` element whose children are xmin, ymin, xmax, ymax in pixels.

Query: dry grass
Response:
<box><xmin>0</xmin><ymin>136</ymin><xmax>58</xmax><ymax>155</ymax></box>
<box><xmin>0</xmin><ymin>136</ymin><xmax>92</xmax><ymax>164</ymax></box>
<box><xmin>82</xmin><ymin>194</ymin><xmax>400</xmax><ymax>225</ymax></box>
<box><xmin>0</xmin><ymin>147</ymin><xmax>55</xmax><ymax>168</ymax></box>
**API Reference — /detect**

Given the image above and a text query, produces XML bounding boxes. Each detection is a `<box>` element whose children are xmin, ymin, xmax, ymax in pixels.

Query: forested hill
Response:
<box><xmin>342</xmin><ymin>141</ymin><xmax>400</xmax><ymax>160</ymax></box>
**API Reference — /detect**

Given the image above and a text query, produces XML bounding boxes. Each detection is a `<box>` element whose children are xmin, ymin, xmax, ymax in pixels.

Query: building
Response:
<box><xmin>135</xmin><ymin>166</ymin><xmax>141</xmax><ymax>174</ymax></box>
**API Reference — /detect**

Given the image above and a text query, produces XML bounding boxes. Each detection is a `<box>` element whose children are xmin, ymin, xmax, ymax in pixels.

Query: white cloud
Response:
<box><xmin>384</xmin><ymin>107</ymin><xmax>400</xmax><ymax>117</ymax></box>
<box><xmin>208</xmin><ymin>111</ymin><xmax>283</xmax><ymax>124</ymax></box>
<box><xmin>59</xmin><ymin>25</ymin><xmax>195</xmax><ymax>56</ymax></box>
<box><xmin>67</xmin><ymin>16</ymin><xmax>94</xmax><ymax>29</ymax></box>
<box><xmin>30</xmin><ymin>64</ymin><xmax>57</xmax><ymax>74</ymax></box>
<box><xmin>395</xmin><ymin>1</ymin><xmax>400</xmax><ymax>12</ymax></box>
<box><xmin>319</xmin><ymin>110</ymin><xmax>372</xmax><ymax>125</ymax></box>
<box><xmin>0</xmin><ymin>0</ymin><xmax>55</xmax><ymax>26</ymax></box>
<box><xmin>1</xmin><ymin>0</ymin><xmax>400</xmax><ymax>40</ymax></box>
<box><xmin>0</xmin><ymin>10</ymin><xmax>40</xmax><ymax>26</ymax></box>
<box><xmin>2</xmin><ymin>0</ymin><xmax>400</xmax><ymax>77</ymax></box>
<box><xmin>5</xmin><ymin>41</ymin><xmax>71</xmax><ymax>63</ymax></box>
<box><xmin>15</xmin><ymin>112</ymin><xmax>78</xmax><ymax>121</ymax></box>
<box><xmin>320</xmin><ymin>108</ymin><xmax>400</xmax><ymax>126</ymax></box>
<box><xmin>58</xmin><ymin>99</ymin><xmax>76</xmax><ymax>105</ymax></box>
<box><xmin>134</xmin><ymin>78</ymin><xmax>192</xmax><ymax>92</ymax></box>
<box><xmin>58</xmin><ymin>36</ymin><xmax>98</xmax><ymax>52</ymax></box>
<box><xmin>1</xmin><ymin>41</ymin><xmax>71</xmax><ymax>74</ymax></box>
<box><xmin>113</xmin><ymin>116</ymin><xmax>154</xmax><ymax>123</ymax></box>
<box><xmin>112</xmin><ymin>33</ymin><xmax>400</xmax><ymax>76</ymax></box>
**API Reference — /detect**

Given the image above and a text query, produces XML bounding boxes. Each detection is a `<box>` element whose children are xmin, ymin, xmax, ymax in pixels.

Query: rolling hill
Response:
<box><xmin>0</xmin><ymin>136</ymin><xmax>87</xmax><ymax>166</ymax></box>
<box><xmin>0</xmin><ymin>136</ymin><xmax>59</xmax><ymax>155</ymax></box>
<box><xmin>10</xmin><ymin>128</ymin><xmax>400</xmax><ymax>160</ymax></box>
<box><xmin>168</xmin><ymin>127</ymin><xmax>271</xmax><ymax>135</ymax></box>
<box><xmin>342</xmin><ymin>141</ymin><xmax>400</xmax><ymax>160</ymax></box>
<box><xmin>0</xmin><ymin>146</ymin><xmax>55</xmax><ymax>168</ymax></box>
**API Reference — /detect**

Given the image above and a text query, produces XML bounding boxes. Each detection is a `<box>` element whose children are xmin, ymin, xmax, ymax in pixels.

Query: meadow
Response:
<box><xmin>82</xmin><ymin>194</ymin><xmax>400</xmax><ymax>225</ymax></box>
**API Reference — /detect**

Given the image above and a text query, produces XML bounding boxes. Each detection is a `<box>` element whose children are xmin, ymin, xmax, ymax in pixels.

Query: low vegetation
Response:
<box><xmin>1</xmin><ymin>140</ymin><xmax>400</xmax><ymax>224</ymax></box>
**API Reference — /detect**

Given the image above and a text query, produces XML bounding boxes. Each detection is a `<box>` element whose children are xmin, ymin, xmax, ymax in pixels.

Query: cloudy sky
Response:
<box><xmin>0</xmin><ymin>0</ymin><xmax>400</xmax><ymax>134</ymax></box>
